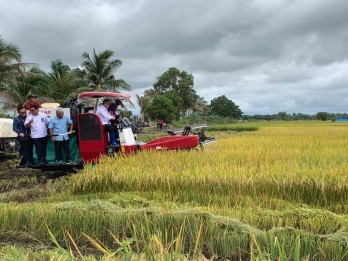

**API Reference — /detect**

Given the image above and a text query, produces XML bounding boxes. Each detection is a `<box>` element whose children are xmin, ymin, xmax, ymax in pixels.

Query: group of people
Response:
<box><xmin>13</xmin><ymin>95</ymin><xmax>74</xmax><ymax>166</ymax></box>
<box><xmin>13</xmin><ymin>95</ymin><xmax>129</xmax><ymax>166</ymax></box>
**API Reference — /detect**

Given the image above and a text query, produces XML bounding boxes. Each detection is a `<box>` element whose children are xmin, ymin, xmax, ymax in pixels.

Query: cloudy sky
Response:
<box><xmin>1</xmin><ymin>0</ymin><xmax>348</xmax><ymax>115</ymax></box>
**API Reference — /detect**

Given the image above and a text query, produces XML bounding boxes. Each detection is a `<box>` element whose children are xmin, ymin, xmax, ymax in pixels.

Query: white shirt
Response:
<box><xmin>24</xmin><ymin>112</ymin><xmax>50</xmax><ymax>138</ymax></box>
<box><xmin>96</xmin><ymin>105</ymin><xmax>113</xmax><ymax>125</ymax></box>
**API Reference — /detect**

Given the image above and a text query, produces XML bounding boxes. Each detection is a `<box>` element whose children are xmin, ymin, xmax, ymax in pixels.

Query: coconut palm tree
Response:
<box><xmin>81</xmin><ymin>49</ymin><xmax>131</xmax><ymax>91</ymax></box>
<box><xmin>0</xmin><ymin>36</ymin><xmax>21</xmax><ymax>85</ymax></box>
<box><xmin>192</xmin><ymin>96</ymin><xmax>210</xmax><ymax>115</ymax></box>
<box><xmin>38</xmin><ymin>59</ymin><xmax>89</xmax><ymax>104</ymax></box>
<box><xmin>136</xmin><ymin>94</ymin><xmax>145</xmax><ymax>117</ymax></box>
<box><xmin>0</xmin><ymin>37</ymin><xmax>45</xmax><ymax>108</ymax></box>
<box><xmin>0</xmin><ymin>66</ymin><xmax>47</xmax><ymax>108</ymax></box>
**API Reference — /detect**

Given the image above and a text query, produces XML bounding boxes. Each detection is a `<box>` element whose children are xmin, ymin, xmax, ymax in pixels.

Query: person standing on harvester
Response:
<box><xmin>13</xmin><ymin>106</ymin><xmax>34</xmax><ymax>166</ymax></box>
<box><xmin>48</xmin><ymin>108</ymin><xmax>74</xmax><ymax>164</ymax></box>
<box><xmin>24</xmin><ymin>105</ymin><xmax>50</xmax><ymax>165</ymax></box>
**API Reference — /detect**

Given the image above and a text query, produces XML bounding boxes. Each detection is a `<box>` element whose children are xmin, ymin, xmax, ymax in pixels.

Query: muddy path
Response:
<box><xmin>0</xmin><ymin>157</ymin><xmax>69</xmax><ymax>203</ymax></box>
<box><xmin>0</xmin><ymin>157</ymin><xmax>40</xmax><ymax>181</ymax></box>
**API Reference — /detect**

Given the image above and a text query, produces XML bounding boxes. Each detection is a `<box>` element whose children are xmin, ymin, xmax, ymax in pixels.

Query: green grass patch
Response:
<box><xmin>207</xmin><ymin>124</ymin><xmax>258</xmax><ymax>132</ymax></box>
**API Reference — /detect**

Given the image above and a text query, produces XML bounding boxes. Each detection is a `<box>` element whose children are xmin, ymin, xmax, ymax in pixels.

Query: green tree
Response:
<box><xmin>40</xmin><ymin>59</ymin><xmax>87</xmax><ymax>103</ymax></box>
<box><xmin>81</xmin><ymin>49</ymin><xmax>130</xmax><ymax>91</ymax></box>
<box><xmin>192</xmin><ymin>96</ymin><xmax>210</xmax><ymax>115</ymax></box>
<box><xmin>0</xmin><ymin>66</ymin><xmax>46</xmax><ymax>108</ymax></box>
<box><xmin>153</xmin><ymin>67</ymin><xmax>198</xmax><ymax>114</ymax></box>
<box><xmin>316</xmin><ymin>112</ymin><xmax>329</xmax><ymax>121</ymax></box>
<box><xmin>276</xmin><ymin>111</ymin><xmax>289</xmax><ymax>121</ymax></box>
<box><xmin>136</xmin><ymin>89</ymin><xmax>157</xmax><ymax>121</ymax></box>
<box><xmin>144</xmin><ymin>95</ymin><xmax>176</xmax><ymax>123</ymax></box>
<box><xmin>210</xmin><ymin>95</ymin><xmax>242</xmax><ymax>118</ymax></box>
<box><xmin>0</xmin><ymin>36</ymin><xmax>21</xmax><ymax>84</ymax></box>
<box><xmin>0</xmin><ymin>37</ymin><xmax>48</xmax><ymax>108</ymax></box>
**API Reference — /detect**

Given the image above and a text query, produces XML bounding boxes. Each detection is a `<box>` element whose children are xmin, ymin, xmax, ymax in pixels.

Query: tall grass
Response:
<box><xmin>1</xmin><ymin>122</ymin><xmax>348</xmax><ymax>259</ymax></box>
<box><xmin>71</xmin><ymin>125</ymin><xmax>348</xmax><ymax>208</ymax></box>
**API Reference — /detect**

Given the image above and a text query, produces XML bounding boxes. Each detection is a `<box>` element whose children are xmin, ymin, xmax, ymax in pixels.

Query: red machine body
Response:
<box><xmin>75</xmin><ymin>92</ymin><xmax>212</xmax><ymax>164</ymax></box>
<box><xmin>18</xmin><ymin>92</ymin><xmax>215</xmax><ymax>176</ymax></box>
<box><xmin>76</xmin><ymin>112</ymin><xmax>200</xmax><ymax>163</ymax></box>
<box><xmin>140</xmin><ymin>135</ymin><xmax>199</xmax><ymax>151</ymax></box>
<box><xmin>76</xmin><ymin>113</ymin><xmax>109</xmax><ymax>163</ymax></box>
<box><xmin>77</xmin><ymin>92</ymin><xmax>130</xmax><ymax>100</ymax></box>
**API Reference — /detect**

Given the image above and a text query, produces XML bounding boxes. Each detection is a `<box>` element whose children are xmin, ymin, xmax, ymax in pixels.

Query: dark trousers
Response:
<box><xmin>18</xmin><ymin>139</ymin><xmax>34</xmax><ymax>165</ymax></box>
<box><xmin>32</xmin><ymin>137</ymin><xmax>48</xmax><ymax>163</ymax></box>
<box><xmin>104</xmin><ymin>124</ymin><xmax>119</xmax><ymax>138</ymax></box>
<box><xmin>54</xmin><ymin>139</ymin><xmax>71</xmax><ymax>161</ymax></box>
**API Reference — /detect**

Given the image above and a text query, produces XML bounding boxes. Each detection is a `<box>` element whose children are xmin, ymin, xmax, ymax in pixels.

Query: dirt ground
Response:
<box><xmin>0</xmin><ymin>155</ymin><xmax>42</xmax><ymax>180</ymax></box>
<box><xmin>0</xmin><ymin>156</ymin><xmax>66</xmax><ymax>202</ymax></box>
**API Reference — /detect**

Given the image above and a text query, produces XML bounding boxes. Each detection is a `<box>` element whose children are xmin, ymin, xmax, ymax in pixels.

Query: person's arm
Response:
<box><xmin>12</xmin><ymin>117</ymin><xmax>20</xmax><ymax>133</ymax></box>
<box><xmin>24</xmin><ymin>116</ymin><xmax>33</xmax><ymax>129</ymax></box>
<box><xmin>13</xmin><ymin>117</ymin><xmax>25</xmax><ymax>137</ymax></box>
<box><xmin>66</xmin><ymin>117</ymin><xmax>74</xmax><ymax>133</ymax></box>
<box><xmin>45</xmin><ymin>115</ymin><xmax>50</xmax><ymax>126</ymax></box>
<box><xmin>48</xmin><ymin>118</ymin><xmax>55</xmax><ymax>141</ymax></box>
<box><xmin>48</xmin><ymin>127</ymin><xmax>55</xmax><ymax>142</ymax></box>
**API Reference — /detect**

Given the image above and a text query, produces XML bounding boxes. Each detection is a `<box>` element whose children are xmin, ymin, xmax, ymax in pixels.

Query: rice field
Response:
<box><xmin>1</xmin><ymin>121</ymin><xmax>348</xmax><ymax>260</ymax></box>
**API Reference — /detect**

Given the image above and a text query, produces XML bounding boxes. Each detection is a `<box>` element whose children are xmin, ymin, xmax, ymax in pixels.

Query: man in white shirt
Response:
<box><xmin>24</xmin><ymin>105</ymin><xmax>50</xmax><ymax>164</ymax></box>
<box><xmin>96</xmin><ymin>99</ymin><xmax>119</xmax><ymax>146</ymax></box>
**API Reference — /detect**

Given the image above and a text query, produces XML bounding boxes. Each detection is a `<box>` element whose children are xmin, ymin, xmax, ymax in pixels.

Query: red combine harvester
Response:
<box><xmin>76</xmin><ymin>92</ymin><xmax>216</xmax><ymax>163</ymax></box>
<box><xmin>21</xmin><ymin>91</ymin><xmax>216</xmax><ymax>177</ymax></box>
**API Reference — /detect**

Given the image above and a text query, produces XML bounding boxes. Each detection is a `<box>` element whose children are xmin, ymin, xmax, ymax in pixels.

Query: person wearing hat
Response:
<box><xmin>24</xmin><ymin>95</ymin><xmax>41</xmax><ymax>110</ymax></box>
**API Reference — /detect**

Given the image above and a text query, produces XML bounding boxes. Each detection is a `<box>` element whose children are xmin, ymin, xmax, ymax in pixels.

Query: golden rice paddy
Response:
<box><xmin>1</xmin><ymin>121</ymin><xmax>348</xmax><ymax>260</ymax></box>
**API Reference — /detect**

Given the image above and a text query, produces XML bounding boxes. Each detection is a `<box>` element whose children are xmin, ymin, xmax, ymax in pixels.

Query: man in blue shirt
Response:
<box><xmin>13</xmin><ymin>106</ymin><xmax>34</xmax><ymax>166</ymax></box>
<box><xmin>48</xmin><ymin>108</ymin><xmax>73</xmax><ymax>164</ymax></box>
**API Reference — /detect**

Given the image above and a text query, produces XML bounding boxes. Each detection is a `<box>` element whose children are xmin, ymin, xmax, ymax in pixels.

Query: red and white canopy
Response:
<box><xmin>77</xmin><ymin>91</ymin><xmax>130</xmax><ymax>100</ymax></box>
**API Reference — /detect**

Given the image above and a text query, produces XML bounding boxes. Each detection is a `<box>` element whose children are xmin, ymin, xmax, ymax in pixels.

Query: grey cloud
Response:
<box><xmin>1</xmin><ymin>0</ymin><xmax>348</xmax><ymax>114</ymax></box>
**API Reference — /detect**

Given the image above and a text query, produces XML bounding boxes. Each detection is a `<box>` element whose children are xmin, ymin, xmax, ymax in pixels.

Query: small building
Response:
<box><xmin>336</xmin><ymin>118</ymin><xmax>348</xmax><ymax>122</ymax></box>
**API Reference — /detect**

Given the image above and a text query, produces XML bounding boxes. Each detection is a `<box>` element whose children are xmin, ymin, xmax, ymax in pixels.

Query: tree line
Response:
<box><xmin>0</xmin><ymin>36</ymin><xmax>244</xmax><ymax>123</ymax></box>
<box><xmin>0</xmin><ymin>36</ymin><xmax>130</xmax><ymax>109</ymax></box>
<box><xmin>5</xmin><ymin>36</ymin><xmax>339</xmax><ymax>124</ymax></box>
<box><xmin>136</xmin><ymin>67</ymin><xmax>242</xmax><ymax>123</ymax></box>
<box><xmin>243</xmin><ymin>112</ymin><xmax>348</xmax><ymax>121</ymax></box>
